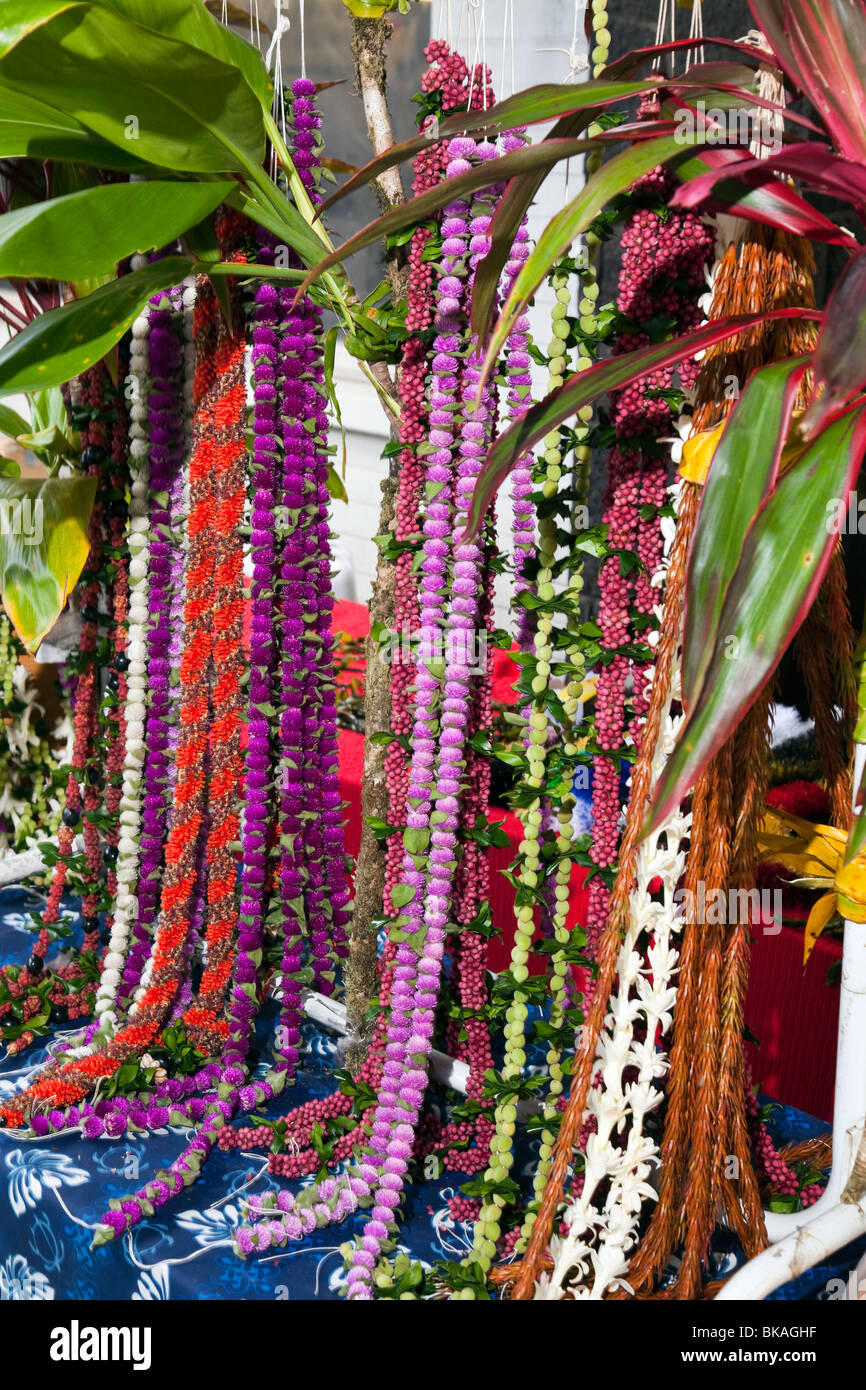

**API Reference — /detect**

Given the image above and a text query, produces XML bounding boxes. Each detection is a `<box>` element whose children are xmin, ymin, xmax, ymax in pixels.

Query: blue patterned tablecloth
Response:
<box><xmin>0</xmin><ymin>884</ymin><xmax>861</xmax><ymax>1301</ymax></box>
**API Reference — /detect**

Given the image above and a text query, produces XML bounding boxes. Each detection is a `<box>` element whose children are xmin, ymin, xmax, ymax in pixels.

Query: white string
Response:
<box><xmin>299</xmin><ymin>0</ymin><xmax>306</xmax><ymax>80</ymax></box>
<box><xmin>538</xmin><ymin>0</ymin><xmax>588</xmax><ymax>83</ymax></box>
<box><xmin>689</xmin><ymin>0</ymin><xmax>705</xmax><ymax>69</ymax></box>
<box><xmin>52</xmin><ymin>1186</ymin><xmax>102</xmax><ymax>1230</ymax></box>
<box><xmin>125</xmin><ymin>1233</ymin><xmax>234</xmax><ymax>1271</ymax></box>
<box><xmin>653</xmin><ymin>0</ymin><xmax>667</xmax><ymax>74</ymax></box>
<box><xmin>266</xmin><ymin>2</ymin><xmax>290</xmax><ymax>180</ymax></box>
<box><xmin>258</xmin><ymin>1244</ymin><xmax>345</xmax><ymax>1296</ymax></box>
<box><xmin>465</xmin><ymin>0</ymin><xmax>481</xmax><ymax>115</ymax></box>
<box><xmin>207</xmin><ymin>1153</ymin><xmax>270</xmax><ymax>1209</ymax></box>
<box><xmin>481</xmin><ymin>0</ymin><xmax>487</xmax><ymax>111</ymax></box>
<box><xmin>499</xmin><ymin>0</ymin><xmax>516</xmax><ymax>100</ymax></box>
<box><xmin>571</xmin><ymin>0</ymin><xmax>582</xmax><ymax>74</ymax></box>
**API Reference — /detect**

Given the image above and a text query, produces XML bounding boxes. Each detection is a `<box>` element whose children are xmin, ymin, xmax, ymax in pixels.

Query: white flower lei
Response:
<box><xmin>94</xmin><ymin>260</ymin><xmax>152</xmax><ymax>1032</ymax></box>
<box><xmin>537</xmin><ymin>483</ymin><xmax>692</xmax><ymax>1300</ymax></box>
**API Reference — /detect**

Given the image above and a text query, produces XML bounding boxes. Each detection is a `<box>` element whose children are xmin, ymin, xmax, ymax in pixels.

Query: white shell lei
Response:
<box><xmin>94</xmin><ymin>258</ymin><xmax>152</xmax><ymax>1031</ymax></box>
<box><xmin>536</xmin><ymin>483</ymin><xmax>692</xmax><ymax>1300</ymax></box>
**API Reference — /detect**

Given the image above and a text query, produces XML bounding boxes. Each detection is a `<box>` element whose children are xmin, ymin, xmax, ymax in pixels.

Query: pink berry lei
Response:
<box><xmin>585</xmin><ymin>169</ymin><xmax>713</xmax><ymax>955</ymax></box>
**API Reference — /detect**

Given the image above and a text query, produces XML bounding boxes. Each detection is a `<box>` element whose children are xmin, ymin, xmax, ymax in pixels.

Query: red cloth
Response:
<box><xmin>746</xmin><ymin>927</ymin><xmax>839</xmax><ymax>1123</ymax></box>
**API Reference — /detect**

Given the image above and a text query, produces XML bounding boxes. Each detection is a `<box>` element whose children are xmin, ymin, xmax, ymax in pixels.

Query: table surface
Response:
<box><xmin>0</xmin><ymin>598</ymin><xmax>849</xmax><ymax>1298</ymax></box>
<box><xmin>0</xmin><ymin>886</ymin><xmax>860</xmax><ymax>1301</ymax></box>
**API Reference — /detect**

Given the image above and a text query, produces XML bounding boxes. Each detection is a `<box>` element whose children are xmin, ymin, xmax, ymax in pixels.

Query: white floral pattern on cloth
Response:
<box><xmin>132</xmin><ymin>1263</ymin><xmax>170</xmax><ymax>1300</ymax></box>
<box><xmin>6</xmin><ymin>1148</ymin><xmax>89</xmax><ymax>1218</ymax></box>
<box><xmin>0</xmin><ymin>887</ymin><xmax>846</xmax><ymax>1299</ymax></box>
<box><xmin>0</xmin><ymin>1253</ymin><xmax>54</xmax><ymax>1300</ymax></box>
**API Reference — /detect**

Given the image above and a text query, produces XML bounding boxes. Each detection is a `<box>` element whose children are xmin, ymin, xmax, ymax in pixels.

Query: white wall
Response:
<box><xmin>329</xmin><ymin>0</ymin><xmax>588</xmax><ymax>626</ymax></box>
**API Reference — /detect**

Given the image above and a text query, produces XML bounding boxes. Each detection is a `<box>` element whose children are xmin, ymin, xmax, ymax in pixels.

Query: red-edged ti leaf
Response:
<box><xmin>682</xmin><ymin>355</ymin><xmax>809</xmax><ymax>707</ymax></box>
<box><xmin>664</xmin><ymin>87</ymin><xmax>823</xmax><ymax>137</ymax></box>
<box><xmin>669</xmin><ymin>145</ymin><xmax>853</xmax><ymax>245</ymax></box>
<box><xmin>470</xmin><ymin>110</ymin><xmax>595</xmax><ymax>343</ymax></box>
<box><xmin>476</xmin><ymin>133</ymin><xmax>707</xmax><ymax>390</ymax></box>
<box><xmin>803</xmin><ymin>248</ymin><xmax>866</xmax><ymax>438</ymax></box>
<box><xmin>314</xmin><ymin>80</ymin><xmax>655</xmax><ymax>219</ymax></box>
<box><xmin>294</xmin><ymin>136</ymin><xmax>610</xmax><ymax>299</ymax></box>
<box><xmin>315</xmin><ymin>68</ymin><xmax>768</xmax><ymax>222</ymax></box>
<box><xmin>465</xmin><ymin>306</ymin><xmax>820</xmax><ymax>535</ymax></box>
<box><xmin>646</xmin><ymin>399</ymin><xmax>866</xmax><ymax>835</ymax></box>
<box><xmin>672</xmin><ymin>141</ymin><xmax>866</xmax><ymax>218</ymax></box>
<box><xmin>750</xmin><ymin>0</ymin><xmax>866</xmax><ymax>164</ymax></box>
<box><xmin>604</xmin><ymin>38</ymin><xmax>767</xmax><ymax>77</ymax></box>
<box><xmin>466</xmin><ymin>77</ymin><xmax>815</xmax><ymax>342</ymax></box>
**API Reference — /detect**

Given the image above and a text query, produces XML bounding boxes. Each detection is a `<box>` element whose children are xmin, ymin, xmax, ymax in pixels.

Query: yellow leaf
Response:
<box><xmin>804</xmin><ymin>891</ymin><xmax>838</xmax><ymax>966</ymax></box>
<box><xmin>342</xmin><ymin>0</ymin><xmax>392</xmax><ymax>15</ymax></box>
<box><xmin>0</xmin><ymin>475</ymin><xmax>95</xmax><ymax>651</ymax></box>
<box><xmin>678</xmin><ymin>421</ymin><xmax>725</xmax><ymax>484</ymax></box>
<box><xmin>764</xmin><ymin>850</ymin><xmax>836</xmax><ymax>881</ymax></box>
<box><xmin>681</xmin><ymin>412</ymin><xmax>807</xmax><ymax>487</ymax></box>
<box><xmin>834</xmin><ymin>852</ymin><xmax>866</xmax><ymax>922</ymax></box>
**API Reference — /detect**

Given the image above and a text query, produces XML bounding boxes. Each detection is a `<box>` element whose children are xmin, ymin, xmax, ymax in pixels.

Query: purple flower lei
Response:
<box><xmin>344</xmin><ymin>137</ymin><xmax>501</xmax><ymax>1299</ymax></box>
<box><xmin>229</xmin><ymin>135</ymin><xmax>501</xmax><ymax>1270</ymax></box>
<box><xmin>271</xmin><ymin>81</ymin><xmax>351</xmax><ymax>1080</ymax></box>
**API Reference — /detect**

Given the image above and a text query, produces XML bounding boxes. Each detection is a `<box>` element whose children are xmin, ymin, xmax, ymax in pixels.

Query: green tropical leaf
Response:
<box><xmin>0</xmin><ymin>84</ymin><xmax>142</xmax><ymax>166</ymax></box>
<box><xmin>0</xmin><ymin>179</ymin><xmax>235</xmax><ymax>281</ymax></box>
<box><xmin>647</xmin><ymin>402</ymin><xmax>866</xmax><ymax>834</ymax></box>
<box><xmin>0</xmin><ymin>403</ymin><xmax>30</xmax><ymax>440</ymax></box>
<box><xmin>30</xmin><ymin>386</ymin><xmax>71</xmax><ymax>436</ymax></box>
<box><xmin>682</xmin><ymin>356</ymin><xmax>808</xmax><ymax>707</ymax></box>
<box><xmin>845</xmin><ymin>756</ymin><xmax>866</xmax><ymax>865</ymax></box>
<box><xmin>97</xmin><ymin>0</ymin><xmax>273</xmax><ymax>109</ymax></box>
<box><xmin>0</xmin><ymin>254</ymin><xmax>194</xmax><ymax>394</ymax></box>
<box><xmin>0</xmin><ymin>2</ymin><xmax>266</xmax><ymax>174</ymax></box>
<box><xmin>0</xmin><ymin>473</ymin><xmax>97</xmax><ymax>650</ymax></box>
<box><xmin>236</xmin><ymin>191</ymin><xmax>329</xmax><ymax>271</ymax></box>
<box><xmin>465</xmin><ymin>307</ymin><xmax>821</xmax><ymax>534</ymax></box>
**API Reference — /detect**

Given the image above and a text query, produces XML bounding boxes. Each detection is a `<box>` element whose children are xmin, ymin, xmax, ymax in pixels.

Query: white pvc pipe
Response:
<box><xmin>764</xmin><ymin>740</ymin><xmax>866</xmax><ymax>1241</ymax></box>
<box><xmin>302</xmin><ymin>990</ymin><xmax>471</xmax><ymax>1096</ymax></box>
<box><xmin>0</xmin><ymin>849</ymin><xmax>45</xmax><ymax>887</ymax></box>
<box><xmin>716</xmin><ymin>1194</ymin><xmax>866</xmax><ymax>1300</ymax></box>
